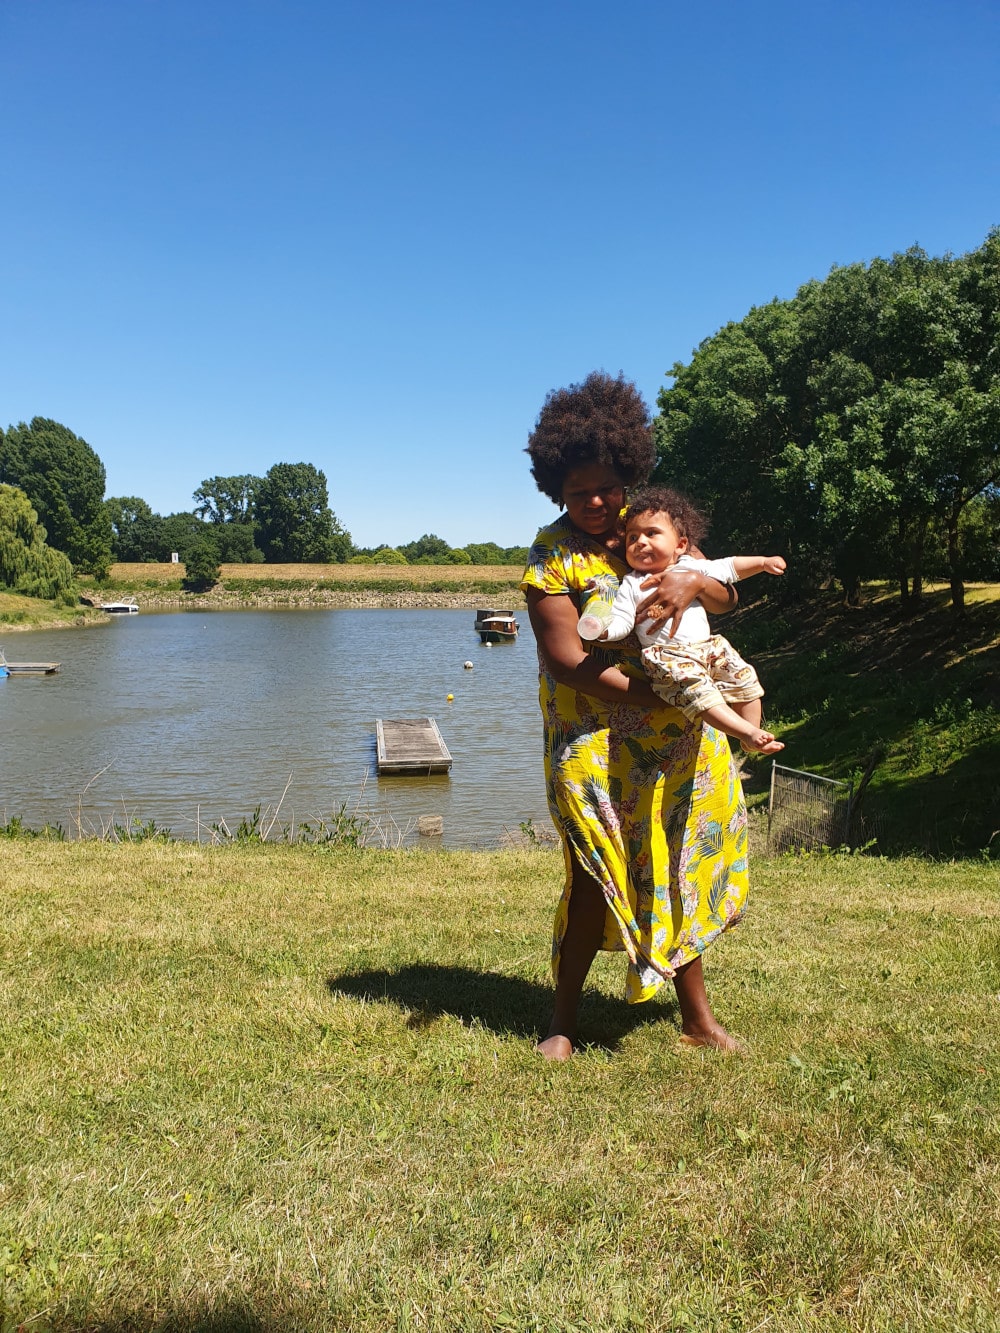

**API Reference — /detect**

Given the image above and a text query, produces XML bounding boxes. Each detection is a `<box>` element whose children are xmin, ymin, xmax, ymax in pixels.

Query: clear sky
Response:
<box><xmin>2</xmin><ymin>0</ymin><xmax>998</xmax><ymax>549</ymax></box>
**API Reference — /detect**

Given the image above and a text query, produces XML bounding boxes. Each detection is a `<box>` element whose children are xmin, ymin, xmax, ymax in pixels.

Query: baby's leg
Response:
<box><xmin>699</xmin><ymin>701</ymin><xmax>783</xmax><ymax>755</ymax></box>
<box><xmin>730</xmin><ymin>698</ymin><xmax>762</xmax><ymax>730</ymax></box>
<box><xmin>704</xmin><ymin>637</ymin><xmax>777</xmax><ymax>752</ymax></box>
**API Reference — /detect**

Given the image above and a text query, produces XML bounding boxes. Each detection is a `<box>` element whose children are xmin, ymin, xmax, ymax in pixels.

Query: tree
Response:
<box><xmin>105</xmin><ymin>496</ymin><xmax>155</xmax><ymax>562</ymax></box>
<box><xmin>398</xmin><ymin>533</ymin><xmax>452</xmax><ymax>562</ymax></box>
<box><xmin>212</xmin><ymin>522</ymin><xmax>263</xmax><ymax>563</ymax></box>
<box><xmin>254</xmin><ymin>462</ymin><xmax>351</xmax><ymax>563</ymax></box>
<box><xmin>0</xmin><ymin>418</ymin><xmax>112</xmax><ymax>575</ymax></box>
<box><xmin>349</xmin><ymin>546</ymin><xmax>408</xmax><ymax>564</ymax></box>
<box><xmin>463</xmin><ymin>542</ymin><xmax>507</xmax><ymax>565</ymax></box>
<box><xmin>0</xmin><ymin>484</ymin><xmax>75</xmax><ymax>599</ymax></box>
<box><xmin>192</xmin><ymin>475</ymin><xmax>260</xmax><ymax>524</ymax></box>
<box><xmin>181</xmin><ymin>542</ymin><xmax>221</xmax><ymax>591</ymax></box>
<box><xmin>148</xmin><ymin>512</ymin><xmax>213</xmax><ymax>564</ymax></box>
<box><xmin>655</xmin><ymin>231</ymin><xmax>1000</xmax><ymax>611</ymax></box>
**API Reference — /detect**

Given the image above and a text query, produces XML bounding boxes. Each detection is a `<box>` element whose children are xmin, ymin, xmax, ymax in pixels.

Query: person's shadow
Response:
<box><xmin>325</xmin><ymin>964</ymin><xmax>676</xmax><ymax>1051</ymax></box>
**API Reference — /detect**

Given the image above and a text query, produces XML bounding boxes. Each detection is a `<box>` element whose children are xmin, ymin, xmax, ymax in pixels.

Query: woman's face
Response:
<box><xmin>561</xmin><ymin>464</ymin><xmax>626</xmax><ymax>539</ymax></box>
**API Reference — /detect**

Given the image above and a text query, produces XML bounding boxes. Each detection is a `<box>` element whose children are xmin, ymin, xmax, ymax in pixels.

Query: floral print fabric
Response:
<box><xmin>521</xmin><ymin>515</ymin><xmax>749</xmax><ymax>1004</ymax></box>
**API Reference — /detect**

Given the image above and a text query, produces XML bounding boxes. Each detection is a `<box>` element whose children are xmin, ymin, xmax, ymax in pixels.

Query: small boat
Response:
<box><xmin>474</xmin><ymin>608</ymin><xmax>519</xmax><ymax>643</ymax></box>
<box><xmin>101</xmin><ymin>600</ymin><xmax>139</xmax><ymax>615</ymax></box>
<box><xmin>0</xmin><ymin>648</ymin><xmax>60</xmax><ymax>675</ymax></box>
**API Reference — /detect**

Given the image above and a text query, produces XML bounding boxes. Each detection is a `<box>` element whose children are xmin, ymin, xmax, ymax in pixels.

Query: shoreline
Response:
<box><xmin>92</xmin><ymin>587</ymin><xmax>526</xmax><ymax>611</ymax></box>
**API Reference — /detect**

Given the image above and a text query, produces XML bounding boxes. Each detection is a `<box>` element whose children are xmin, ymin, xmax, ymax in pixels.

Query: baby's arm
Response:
<box><xmin>731</xmin><ymin>555</ymin><xmax>787</xmax><ymax>579</ymax></box>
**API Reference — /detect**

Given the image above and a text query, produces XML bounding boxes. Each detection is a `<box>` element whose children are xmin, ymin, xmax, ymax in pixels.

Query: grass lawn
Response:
<box><xmin>1</xmin><ymin>843</ymin><xmax>997</xmax><ymax>1331</ymax></box>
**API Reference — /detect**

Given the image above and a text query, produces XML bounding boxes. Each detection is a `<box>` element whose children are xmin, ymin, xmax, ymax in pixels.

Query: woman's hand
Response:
<box><xmin>635</xmin><ymin>567</ymin><xmax>733</xmax><ymax>637</ymax></box>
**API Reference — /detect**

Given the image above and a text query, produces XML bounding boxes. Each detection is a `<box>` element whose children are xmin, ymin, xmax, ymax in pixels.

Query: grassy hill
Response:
<box><xmin>733</xmin><ymin>581</ymin><xmax>1000</xmax><ymax>858</ymax></box>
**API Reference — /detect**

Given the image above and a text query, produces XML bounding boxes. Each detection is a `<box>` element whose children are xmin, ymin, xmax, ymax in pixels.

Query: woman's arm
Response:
<box><xmin>525</xmin><ymin>588</ymin><xmax>661</xmax><ymax>709</ymax></box>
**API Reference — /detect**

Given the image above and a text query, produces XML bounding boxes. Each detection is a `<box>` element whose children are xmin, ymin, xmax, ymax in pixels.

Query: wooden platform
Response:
<box><xmin>0</xmin><ymin>650</ymin><xmax>60</xmax><ymax>675</ymax></box>
<box><xmin>375</xmin><ymin>717</ymin><xmax>453</xmax><ymax>775</ymax></box>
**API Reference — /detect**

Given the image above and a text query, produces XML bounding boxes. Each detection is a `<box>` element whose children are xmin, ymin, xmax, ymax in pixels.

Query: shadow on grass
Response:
<box><xmin>20</xmin><ymin>1305</ymin><xmax>284</xmax><ymax>1333</ymax></box>
<box><xmin>325</xmin><ymin>963</ymin><xmax>677</xmax><ymax>1051</ymax></box>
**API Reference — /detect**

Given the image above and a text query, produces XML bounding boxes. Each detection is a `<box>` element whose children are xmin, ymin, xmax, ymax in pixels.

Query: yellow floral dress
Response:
<box><xmin>521</xmin><ymin>516</ymin><xmax>749</xmax><ymax>1004</ymax></box>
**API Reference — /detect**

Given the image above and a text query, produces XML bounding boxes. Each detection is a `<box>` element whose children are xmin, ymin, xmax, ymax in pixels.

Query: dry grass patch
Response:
<box><xmin>109</xmin><ymin>563</ymin><xmax>525</xmax><ymax>586</ymax></box>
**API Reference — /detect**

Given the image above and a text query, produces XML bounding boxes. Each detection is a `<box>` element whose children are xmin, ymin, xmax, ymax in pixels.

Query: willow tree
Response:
<box><xmin>0</xmin><ymin>484</ymin><xmax>75</xmax><ymax>599</ymax></box>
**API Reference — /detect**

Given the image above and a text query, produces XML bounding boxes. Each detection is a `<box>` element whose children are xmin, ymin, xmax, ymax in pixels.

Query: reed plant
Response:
<box><xmin>1</xmin><ymin>842</ymin><xmax>997</xmax><ymax>1330</ymax></box>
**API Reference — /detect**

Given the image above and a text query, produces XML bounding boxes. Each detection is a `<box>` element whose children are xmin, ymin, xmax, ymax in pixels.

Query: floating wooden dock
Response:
<box><xmin>0</xmin><ymin>649</ymin><xmax>60</xmax><ymax>675</ymax></box>
<box><xmin>375</xmin><ymin>717</ymin><xmax>453</xmax><ymax>775</ymax></box>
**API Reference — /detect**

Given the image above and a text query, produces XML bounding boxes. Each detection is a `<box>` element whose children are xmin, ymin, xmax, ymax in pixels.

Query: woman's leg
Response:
<box><xmin>537</xmin><ymin>861</ymin><xmax>607</xmax><ymax>1061</ymax></box>
<box><xmin>672</xmin><ymin>955</ymin><xmax>743</xmax><ymax>1051</ymax></box>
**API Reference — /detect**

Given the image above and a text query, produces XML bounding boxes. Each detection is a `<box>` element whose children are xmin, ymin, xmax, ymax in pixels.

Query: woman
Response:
<box><xmin>521</xmin><ymin>371</ymin><xmax>748</xmax><ymax>1060</ymax></box>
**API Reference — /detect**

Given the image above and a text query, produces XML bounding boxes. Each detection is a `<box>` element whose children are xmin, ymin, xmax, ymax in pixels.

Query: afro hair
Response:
<box><xmin>526</xmin><ymin>371</ymin><xmax>654</xmax><ymax>505</ymax></box>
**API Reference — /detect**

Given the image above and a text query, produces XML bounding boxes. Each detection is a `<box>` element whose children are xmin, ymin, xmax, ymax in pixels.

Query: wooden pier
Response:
<box><xmin>0</xmin><ymin>650</ymin><xmax>60</xmax><ymax>675</ymax></box>
<box><xmin>375</xmin><ymin>717</ymin><xmax>453</xmax><ymax>775</ymax></box>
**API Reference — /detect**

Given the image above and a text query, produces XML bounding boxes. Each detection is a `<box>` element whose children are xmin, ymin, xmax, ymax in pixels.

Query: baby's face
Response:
<box><xmin>624</xmin><ymin>509</ymin><xmax>687</xmax><ymax>573</ymax></box>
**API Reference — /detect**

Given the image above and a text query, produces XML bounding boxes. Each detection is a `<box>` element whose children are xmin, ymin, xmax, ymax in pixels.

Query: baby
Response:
<box><xmin>579</xmin><ymin>485</ymin><xmax>786</xmax><ymax>754</ymax></box>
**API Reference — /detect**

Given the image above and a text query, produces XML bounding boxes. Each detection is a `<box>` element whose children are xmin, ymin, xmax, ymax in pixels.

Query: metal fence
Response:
<box><xmin>767</xmin><ymin>763</ymin><xmax>854</xmax><ymax>853</ymax></box>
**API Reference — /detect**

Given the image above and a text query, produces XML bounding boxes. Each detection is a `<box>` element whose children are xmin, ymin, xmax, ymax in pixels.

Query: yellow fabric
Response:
<box><xmin>521</xmin><ymin>515</ymin><xmax>749</xmax><ymax>1004</ymax></box>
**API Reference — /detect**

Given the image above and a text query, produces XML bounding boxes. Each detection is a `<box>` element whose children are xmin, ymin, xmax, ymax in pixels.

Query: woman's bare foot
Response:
<box><xmin>678</xmin><ymin>1023</ymin><xmax>746</xmax><ymax>1054</ymax></box>
<box><xmin>536</xmin><ymin>1033</ymin><xmax>574</xmax><ymax>1061</ymax></box>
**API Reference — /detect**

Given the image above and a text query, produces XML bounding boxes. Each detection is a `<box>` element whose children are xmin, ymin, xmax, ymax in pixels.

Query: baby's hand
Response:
<box><xmin>763</xmin><ymin>556</ymin><xmax>787</xmax><ymax>576</ymax></box>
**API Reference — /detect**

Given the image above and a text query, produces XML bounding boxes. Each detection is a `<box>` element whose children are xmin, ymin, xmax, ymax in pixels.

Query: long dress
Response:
<box><xmin>521</xmin><ymin>515</ymin><xmax>749</xmax><ymax>1004</ymax></box>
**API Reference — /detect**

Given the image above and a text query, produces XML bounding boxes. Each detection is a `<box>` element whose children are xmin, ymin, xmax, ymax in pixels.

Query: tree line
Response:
<box><xmin>654</xmin><ymin>228</ymin><xmax>1000</xmax><ymax>611</ymax></box>
<box><xmin>0</xmin><ymin>421</ymin><xmax>528</xmax><ymax>596</ymax></box>
<box><xmin>4</xmin><ymin>228</ymin><xmax>998</xmax><ymax>603</ymax></box>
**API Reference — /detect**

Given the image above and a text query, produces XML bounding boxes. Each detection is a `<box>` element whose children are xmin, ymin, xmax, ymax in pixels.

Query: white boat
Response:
<box><xmin>101</xmin><ymin>601</ymin><xmax>139</xmax><ymax>615</ymax></box>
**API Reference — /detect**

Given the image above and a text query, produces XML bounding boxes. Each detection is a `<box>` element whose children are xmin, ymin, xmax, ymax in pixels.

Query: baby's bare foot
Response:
<box><xmin>741</xmin><ymin>731</ymin><xmax>784</xmax><ymax>755</ymax></box>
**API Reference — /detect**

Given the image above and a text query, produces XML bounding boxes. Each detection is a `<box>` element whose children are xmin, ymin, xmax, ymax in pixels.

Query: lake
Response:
<box><xmin>0</xmin><ymin>609</ymin><xmax>553</xmax><ymax>847</ymax></box>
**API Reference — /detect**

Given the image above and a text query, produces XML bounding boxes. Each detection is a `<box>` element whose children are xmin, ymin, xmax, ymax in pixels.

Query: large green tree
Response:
<box><xmin>254</xmin><ymin>463</ymin><xmax>351</xmax><ymax>562</ymax></box>
<box><xmin>655</xmin><ymin>231</ymin><xmax>1000</xmax><ymax>610</ymax></box>
<box><xmin>105</xmin><ymin>496</ymin><xmax>155</xmax><ymax>562</ymax></box>
<box><xmin>0</xmin><ymin>484</ymin><xmax>75</xmax><ymax>599</ymax></box>
<box><xmin>192</xmin><ymin>474</ymin><xmax>260</xmax><ymax>524</ymax></box>
<box><xmin>0</xmin><ymin>418</ymin><xmax>112</xmax><ymax>575</ymax></box>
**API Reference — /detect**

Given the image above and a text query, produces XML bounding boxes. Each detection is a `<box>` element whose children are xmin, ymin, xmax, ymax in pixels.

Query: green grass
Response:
<box><xmin>1</xmin><ymin>842</ymin><xmax>998</xmax><ymax>1330</ymax></box>
<box><xmin>731</xmin><ymin>582</ymin><xmax>1000</xmax><ymax>857</ymax></box>
<box><xmin>0</xmin><ymin>590</ymin><xmax>103</xmax><ymax>632</ymax></box>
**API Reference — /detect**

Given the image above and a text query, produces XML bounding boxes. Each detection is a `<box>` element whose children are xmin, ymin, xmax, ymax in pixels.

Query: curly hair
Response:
<box><xmin>623</xmin><ymin>485</ymin><xmax>708</xmax><ymax>547</ymax></box>
<box><xmin>525</xmin><ymin>371</ymin><xmax>654</xmax><ymax>504</ymax></box>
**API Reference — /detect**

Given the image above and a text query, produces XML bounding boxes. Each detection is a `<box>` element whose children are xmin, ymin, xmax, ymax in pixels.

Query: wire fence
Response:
<box><xmin>767</xmin><ymin>763</ymin><xmax>854</xmax><ymax>853</ymax></box>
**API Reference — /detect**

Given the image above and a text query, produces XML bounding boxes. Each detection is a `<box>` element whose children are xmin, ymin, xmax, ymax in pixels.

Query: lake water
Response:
<box><xmin>0</xmin><ymin>609</ymin><xmax>553</xmax><ymax>847</ymax></box>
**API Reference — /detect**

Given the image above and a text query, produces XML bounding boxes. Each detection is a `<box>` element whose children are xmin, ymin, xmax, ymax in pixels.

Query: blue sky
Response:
<box><xmin>2</xmin><ymin>0</ymin><xmax>998</xmax><ymax>549</ymax></box>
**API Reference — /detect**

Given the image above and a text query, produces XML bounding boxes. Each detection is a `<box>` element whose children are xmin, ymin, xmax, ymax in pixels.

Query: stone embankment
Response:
<box><xmin>93</xmin><ymin>587</ymin><xmax>525</xmax><ymax>611</ymax></box>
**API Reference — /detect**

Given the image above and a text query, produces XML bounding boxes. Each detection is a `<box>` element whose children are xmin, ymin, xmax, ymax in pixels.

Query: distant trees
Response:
<box><xmin>105</xmin><ymin>497</ymin><xmax>156</xmax><ymax>563</ymax></box>
<box><xmin>192</xmin><ymin>475</ymin><xmax>258</xmax><ymax>525</ymax></box>
<box><xmin>463</xmin><ymin>542</ymin><xmax>529</xmax><ymax>566</ymax></box>
<box><xmin>0</xmin><ymin>418</ymin><xmax>112</xmax><ymax>576</ymax></box>
<box><xmin>655</xmin><ymin>230</ymin><xmax>1000</xmax><ymax>611</ymax></box>
<box><xmin>0</xmin><ymin>412</ymin><xmax>521</xmax><ymax>572</ymax></box>
<box><xmin>0</xmin><ymin>484</ymin><xmax>75</xmax><ymax>599</ymax></box>
<box><xmin>254</xmin><ymin>463</ymin><xmax>352</xmax><ymax>563</ymax></box>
